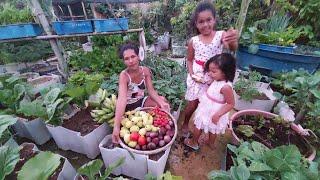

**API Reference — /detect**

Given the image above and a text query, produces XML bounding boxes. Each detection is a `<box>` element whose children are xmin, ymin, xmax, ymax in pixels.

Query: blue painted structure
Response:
<box><xmin>237</xmin><ymin>46</ymin><xmax>320</xmax><ymax>74</ymax></box>
<box><xmin>93</xmin><ymin>18</ymin><xmax>128</xmax><ymax>32</ymax></box>
<box><xmin>0</xmin><ymin>23</ymin><xmax>42</xmax><ymax>40</ymax></box>
<box><xmin>52</xmin><ymin>20</ymin><xmax>93</xmax><ymax>35</ymax></box>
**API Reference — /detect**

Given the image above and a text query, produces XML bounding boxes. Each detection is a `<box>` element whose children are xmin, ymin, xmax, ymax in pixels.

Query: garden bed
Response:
<box><xmin>230</xmin><ymin>110</ymin><xmax>315</xmax><ymax>160</ymax></box>
<box><xmin>47</xmin><ymin>108</ymin><xmax>112</xmax><ymax>159</ymax></box>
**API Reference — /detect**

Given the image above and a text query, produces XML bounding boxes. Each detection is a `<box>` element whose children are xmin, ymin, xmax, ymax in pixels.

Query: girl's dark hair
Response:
<box><xmin>118</xmin><ymin>43</ymin><xmax>139</xmax><ymax>59</ymax></box>
<box><xmin>189</xmin><ymin>1</ymin><xmax>216</xmax><ymax>34</ymax></box>
<box><xmin>204</xmin><ymin>53</ymin><xmax>236</xmax><ymax>82</ymax></box>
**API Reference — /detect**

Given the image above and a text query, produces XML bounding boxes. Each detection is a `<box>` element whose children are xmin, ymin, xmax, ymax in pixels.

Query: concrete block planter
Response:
<box><xmin>13</xmin><ymin>117</ymin><xmax>51</xmax><ymax>145</ymax></box>
<box><xmin>99</xmin><ymin>135</ymin><xmax>171</xmax><ymax>179</ymax></box>
<box><xmin>234</xmin><ymin>82</ymin><xmax>277</xmax><ymax>112</ymax></box>
<box><xmin>47</xmin><ymin>123</ymin><xmax>112</xmax><ymax>159</ymax></box>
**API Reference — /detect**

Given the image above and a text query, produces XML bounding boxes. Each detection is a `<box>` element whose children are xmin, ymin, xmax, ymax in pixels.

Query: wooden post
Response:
<box><xmin>235</xmin><ymin>0</ymin><xmax>252</xmax><ymax>36</ymax></box>
<box><xmin>67</xmin><ymin>5</ymin><xmax>74</xmax><ymax>20</ymax></box>
<box><xmin>30</xmin><ymin>0</ymin><xmax>68</xmax><ymax>78</ymax></box>
<box><xmin>81</xmin><ymin>1</ymin><xmax>88</xmax><ymax>19</ymax></box>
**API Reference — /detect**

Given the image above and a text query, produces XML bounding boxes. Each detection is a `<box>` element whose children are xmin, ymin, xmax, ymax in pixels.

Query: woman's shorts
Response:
<box><xmin>125</xmin><ymin>96</ymin><xmax>148</xmax><ymax>111</ymax></box>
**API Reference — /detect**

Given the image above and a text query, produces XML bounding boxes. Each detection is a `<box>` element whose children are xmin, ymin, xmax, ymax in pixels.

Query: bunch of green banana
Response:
<box><xmin>90</xmin><ymin>94</ymin><xmax>117</xmax><ymax>127</ymax></box>
<box><xmin>85</xmin><ymin>88</ymin><xmax>109</xmax><ymax>108</ymax></box>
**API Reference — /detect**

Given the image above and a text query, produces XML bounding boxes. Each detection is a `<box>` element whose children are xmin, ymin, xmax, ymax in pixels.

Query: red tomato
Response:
<box><xmin>130</xmin><ymin>132</ymin><xmax>139</xmax><ymax>141</ymax></box>
<box><xmin>138</xmin><ymin>136</ymin><xmax>147</xmax><ymax>146</ymax></box>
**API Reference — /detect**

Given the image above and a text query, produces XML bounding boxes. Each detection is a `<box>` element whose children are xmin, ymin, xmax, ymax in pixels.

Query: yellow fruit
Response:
<box><xmin>120</xmin><ymin>129</ymin><xmax>130</xmax><ymax>138</ymax></box>
<box><xmin>125</xmin><ymin>120</ymin><xmax>133</xmax><ymax>129</ymax></box>
<box><xmin>131</xmin><ymin>116</ymin><xmax>142</xmax><ymax>124</ymax></box>
<box><xmin>130</xmin><ymin>125</ymin><xmax>140</xmax><ymax>132</ymax></box>
<box><xmin>136</xmin><ymin>121</ymin><xmax>143</xmax><ymax>128</ymax></box>
<box><xmin>124</xmin><ymin>134</ymin><xmax>131</xmax><ymax>144</ymax></box>
<box><xmin>152</xmin><ymin>126</ymin><xmax>159</xmax><ymax>132</ymax></box>
<box><xmin>139</xmin><ymin>128</ymin><xmax>147</xmax><ymax>136</ymax></box>
<box><xmin>121</xmin><ymin>118</ymin><xmax>129</xmax><ymax>126</ymax></box>
<box><xmin>145</xmin><ymin>125</ymin><xmax>152</xmax><ymax>131</ymax></box>
<box><xmin>128</xmin><ymin>141</ymin><xmax>137</xmax><ymax>148</ymax></box>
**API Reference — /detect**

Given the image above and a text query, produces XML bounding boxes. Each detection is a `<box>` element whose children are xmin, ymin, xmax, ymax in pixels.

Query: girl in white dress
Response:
<box><xmin>184</xmin><ymin>53</ymin><xmax>236</xmax><ymax>150</ymax></box>
<box><xmin>182</xmin><ymin>1</ymin><xmax>238</xmax><ymax>136</ymax></box>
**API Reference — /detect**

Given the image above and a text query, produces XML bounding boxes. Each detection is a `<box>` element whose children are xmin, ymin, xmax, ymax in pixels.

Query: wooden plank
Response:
<box><xmin>67</xmin><ymin>5</ymin><xmax>74</xmax><ymax>20</ymax></box>
<box><xmin>0</xmin><ymin>28</ymin><xmax>144</xmax><ymax>43</ymax></box>
<box><xmin>81</xmin><ymin>1</ymin><xmax>88</xmax><ymax>19</ymax></box>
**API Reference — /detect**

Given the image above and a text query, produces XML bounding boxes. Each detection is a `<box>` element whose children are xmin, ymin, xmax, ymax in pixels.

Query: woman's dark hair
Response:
<box><xmin>118</xmin><ymin>43</ymin><xmax>139</xmax><ymax>59</ymax></box>
<box><xmin>189</xmin><ymin>1</ymin><xmax>216</xmax><ymax>34</ymax></box>
<box><xmin>204</xmin><ymin>53</ymin><xmax>236</xmax><ymax>82</ymax></box>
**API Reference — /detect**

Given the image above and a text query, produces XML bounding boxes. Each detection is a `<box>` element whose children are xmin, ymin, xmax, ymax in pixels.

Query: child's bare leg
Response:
<box><xmin>208</xmin><ymin>133</ymin><xmax>217</xmax><ymax>150</ymax></box>
<box><xmin>182</xmin><ymin>99</ymin><xmax>199</xmax><ymax>133</ymax></box>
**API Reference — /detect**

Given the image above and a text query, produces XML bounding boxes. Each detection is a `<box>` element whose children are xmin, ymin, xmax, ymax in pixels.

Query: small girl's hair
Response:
<box><xmin>118</xmin><ymin>42</ymin><xmax>139</xmax><ymax>59</ymax></box>
<box><xmin>204</xmin><ymin>53</ymin><xmax>236</xmax><ymax>82</ymax></box>
<box><xmin>189</xmin><ymin>1</ymin><xmax>216</xmax><ymax>34</ymax></box>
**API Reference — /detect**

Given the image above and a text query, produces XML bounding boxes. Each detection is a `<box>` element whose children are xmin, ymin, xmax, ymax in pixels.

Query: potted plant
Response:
<box><xmin>0</xmin><ymin>3</ymin><xmax>42</xmax><ymax>40</ymax></box>
<box><xmin>233</xmin><ymin>71</ymin><xmax>277</xmax><ymax>112</ymax></box>
<box><xmin>230</xmin><ymin>109</ymin><xmax>316</xmax><ymax>161</ymax></box>
<box><xmin>208</xmin><ymin>141</ymin><xmax>319</xmax><ymax>179</ymax></box>
<box><xmin>237</xmin><ymin>14</ymin><xmax>320</xmax><ymax>74</ymax></box>
<box><xmin>47</xmin><ymin>83</ymin><xmax>113</xmax><ymax>159</ymax></box>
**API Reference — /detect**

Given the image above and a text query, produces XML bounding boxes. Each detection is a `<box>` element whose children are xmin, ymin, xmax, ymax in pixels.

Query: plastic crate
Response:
<box><xmin>93</xmin><ymin>18</ymin><xmax>128</xmax><ymax>32</ymax></box>
<box><xmin>52</xmin><ymin>20</ymin><xmax>93</xmax><ymax>35</ymax></box>
<box><xmin>0</xmin><ymin>23</ymin><xmax>42</xmax><ymax>40</ymax></box>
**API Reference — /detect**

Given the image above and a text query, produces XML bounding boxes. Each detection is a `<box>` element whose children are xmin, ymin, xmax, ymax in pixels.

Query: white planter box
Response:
<box><xmin>47</xmin><ymin>123</ymin><xmax>111</xmax><ymax>159</ymax></box>
<box><xmin>234</xmin><ymin>82</ymin><xmax>277</xmax><ymax>112</ymax></box>
<box><xmin>58</xmin><ymin>157</ymin><xmax>77</xmax><ymax>180</ymax></box>
<box><xmin>28</xmin><ymin>74</ymin><xmax>61</xmax><ymax>94</ymax></box>
<box><xmin>13</xmin><ymin>117</ymin><xmax>51</xmax><ymax>145</ymax></box>
<box><xmin>99</xmin><ymin>135</ymin><xmax>171</xmax><ymax>179</ymax></box>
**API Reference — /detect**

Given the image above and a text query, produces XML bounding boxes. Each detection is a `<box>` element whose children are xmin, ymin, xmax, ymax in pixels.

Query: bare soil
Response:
<box><xmin>62</xmin><ymin>108</ymin><xmax>100</xmax><ymax>136</ymax></box>
<box><xmin>167</xmin><ymin>111</ymin><xmax>234</xmax><ymax>180</ymax></box>
<box><xmin>233</xmin><ymin>115</ymin><xmax>312</xmax><ymax>157</ymax></box>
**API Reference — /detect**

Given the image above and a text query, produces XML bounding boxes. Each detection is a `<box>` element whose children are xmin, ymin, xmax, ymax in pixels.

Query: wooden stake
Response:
<box><xmin>67</xmin><ymin>5</ymin><xmax>74</xmax><ymax>20</ymax></box>
<box><xmin>30</xmin><ymin>0</ymin><xmax>68</xmax><ymax>78</ymax></box>
<box><xmin>81</xmin><ymin>1</ymin><xmax>88</xmax><ymax>19</ymax></box>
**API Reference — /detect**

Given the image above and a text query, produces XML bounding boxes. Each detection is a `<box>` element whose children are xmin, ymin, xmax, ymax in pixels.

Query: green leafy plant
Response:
<box><xmin>77</xmin><ymin>157</ymin><xmax>125</xmax><ymax>180</ymax></box>
<box><xmin>0</xmin><ymin>115</ymin><xmax>17</xmax><ymax>139</ymax></box>
<box><xmin>142</xmin><ymin>54</ymin><xmax>187</xmax><ymax>110</ymax></box>
<box><xmin>271</xmin><ymin>69</ymin><xmax>320</xmax><ymax>137</ymax></box>
<box><xmin>234</xmin><ymin>71</ymin><xmax>264</xmax><ymax>101</ymax></box>
<box><xmin>91</xmin><ymin>34</ymin><xmax>124</xmax><ymax>48</ymax></box>
<box><xmin>68</xmin><ymin>47</ymin><xmax>125</xmax><ymax>76</ymax></box>
<box><xmin>0</xmin><ymin>145</ymin><xmax>20</xmax><ymax>180</ymax></box>
<box><xmin>18</xmin><ymin>88</ymin><xmax>71</xmax><ymax>125</ymax></box>
<box><xmin>0</xmin><ymin>3</ymin><xmax>33</xmax><ymax>25</ymax></box>
<box><xmin>100</xmin><ymin>73</ymin><xmax>119</xmax><ymax>95</ymax></box>
<box><xmin>208</xmin><ymin>141</ymin><xmax>319</xmax><ymax>180</ymax></box>
<box><xmin>170</xmin><ymin>1</ymin><xmax>197</xmax><ymax>41</ymax></box>
<box><xmin>64</xmin><ymin>71</ymin><xmax>104</xmax><ymax>106</ymax></box>
<box><xmin>17</xmin><ymin>151</ymin><xmax>61</xmax><ymax>180</ymax></box>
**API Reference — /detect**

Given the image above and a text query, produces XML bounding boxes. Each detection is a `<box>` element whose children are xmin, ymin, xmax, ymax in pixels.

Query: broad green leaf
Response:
<box><xmin>0</xmin><ymin>146</ymin><xmax>20</xmax><ymax>180</ymax></box>
<box><xmin>248</xmin><ymin>162</ymin><xmax>272</xmax><ymax>172</ymax></box>
<box><xmin>251</xmin><ymin>141</ymin><xmax>269</xmax><ymax>159</ymax></box>
<box><xmin>236</xmin><ymin>125</ymin><xmax>254</xmax><ymax>137</ymax></box>
<box><xmin>44</xmin><ymin>88</ymin><xmax>61</xmax><ymax>105</ymax></box>
<box><xmin>310</xmin><ymin>89</ymin><xmax>320</xmax><ymax>99</ymax></box>
<box><xmin>5</xmin><ymin>76</ymin><xmax>20</xmax><ymax>85</ymax></box>
<box><xmin>207</xmin><ymin>170</ymin><xmax>231</xmax><ymax>180</ymax></box>
<box><xmin>13</xmin><ymin>84</ymin><xmax>25</xmax><ymax>102</ymax></box>
<box><xmin>78</xmin><ymin>159</ymin><xmax>103</xmax><ymax>180</ymax></box>
<box><xmin>102</xmin><ymin>157</ymin><xmax>125</xmax><ymax>178</ymax></box>
<box><xmin>17</xmin><ymin>152</ymin><xmax>61</xmax><ymax>180</ymax></box>
<box><xmin>18</xmin><ymin>100</ymin><xmax>47</xmax><ymax>119</ymax></box>
<box><xmin>47</xmin><ymin>98</ymin><xmax>64</xmax><ymax>121</ymax></box>
<box><xmin>159</xmin><ymin>171</ymin><xmax>183</xmax><ymax>180</ymax></box>
<box><xmin>0</xmin><ymin>115</ymin><xmax>17</xmax><ymax>138</ymax></box>
<box><xmin>281</xmin><ymin>171</ymin><xmax>305</xmax><ymax>180</ymax></box>
<box><xmin>230</xmin><ymin>164</ymin><xmax>250</xmax><ymax>180</ymax></box>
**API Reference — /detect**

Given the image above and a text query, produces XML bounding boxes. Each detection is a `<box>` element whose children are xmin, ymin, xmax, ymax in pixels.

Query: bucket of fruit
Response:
<box><xmin>118</xmin><ymin>107</ymin><xmax>177</xmax><ymax>155</ymax></box>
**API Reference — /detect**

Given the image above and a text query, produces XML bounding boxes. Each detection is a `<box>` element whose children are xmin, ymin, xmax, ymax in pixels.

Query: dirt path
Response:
<box><xmin>167</xmin><ymin>112</ymin><xmax>233</xmax><ymax>180</ymax></box>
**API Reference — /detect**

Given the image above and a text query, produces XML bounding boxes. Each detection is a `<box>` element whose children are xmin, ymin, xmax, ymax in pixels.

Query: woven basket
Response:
<box><xmin>119</xmin><ymin>107</ymin><xmax>177</xmax><ymax>155</ymax></box>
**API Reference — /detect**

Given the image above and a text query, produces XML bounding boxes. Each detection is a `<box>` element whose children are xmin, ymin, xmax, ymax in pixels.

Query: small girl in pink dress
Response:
<box><xmin>184</xmin><ymin>53</ymin><xmax>236</xmax><ymax>150</ymax></box>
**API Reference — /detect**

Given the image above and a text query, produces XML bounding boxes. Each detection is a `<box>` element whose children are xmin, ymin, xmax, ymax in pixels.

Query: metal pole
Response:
<box><xmin>30</xmin><ymin>0</ymin><xmax>68</xmax><ymax>78</ymax></box>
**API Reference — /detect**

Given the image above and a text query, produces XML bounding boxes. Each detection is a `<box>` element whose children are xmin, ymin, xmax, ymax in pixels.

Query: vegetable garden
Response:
<box><xmin>0</xmin><ymin>0</ymin><xmax>320</xmax><ymax>180</ymax></box>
